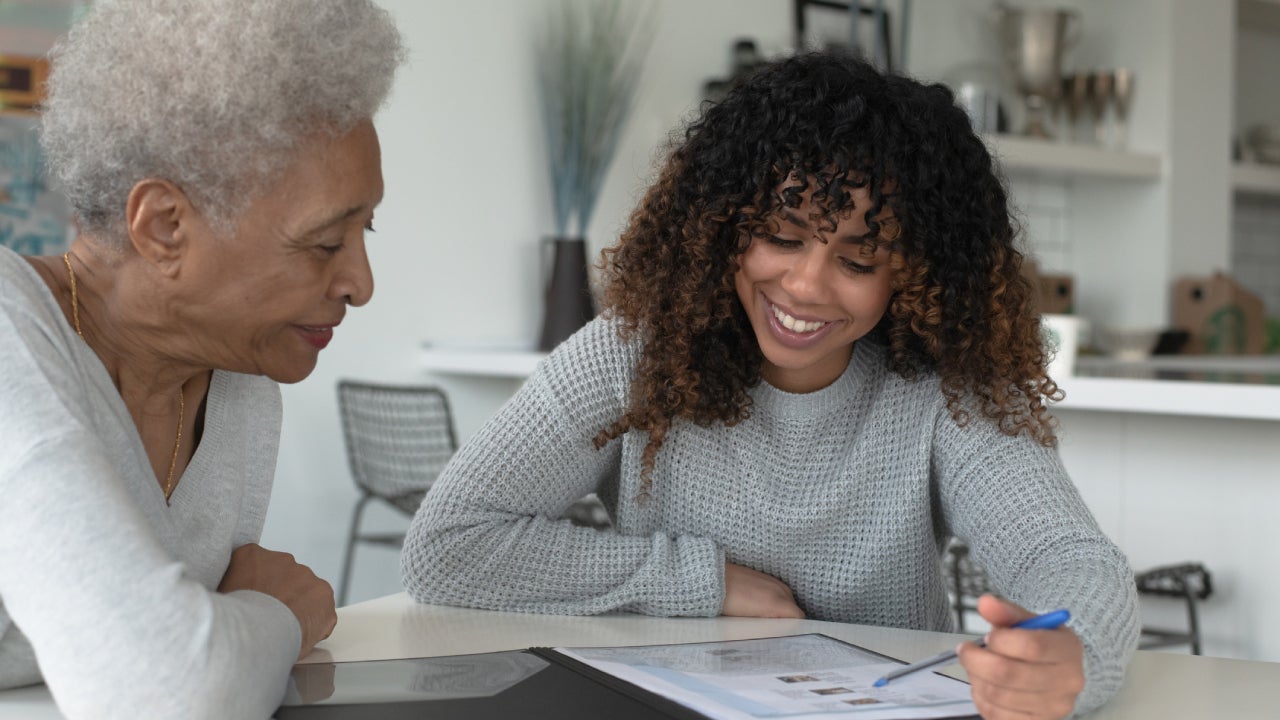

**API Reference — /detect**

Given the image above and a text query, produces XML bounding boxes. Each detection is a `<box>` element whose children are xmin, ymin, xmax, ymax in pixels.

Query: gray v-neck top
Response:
<box><xmin>0</xmin><ymin>246</ymin><xmax>299</xmax><ymax>719</ymax></box>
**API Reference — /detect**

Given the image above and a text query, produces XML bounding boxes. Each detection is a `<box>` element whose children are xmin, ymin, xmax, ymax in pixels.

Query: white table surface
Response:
<box><xmin>5</xmin><ymin>592</ymin><xmax>1278</xmax><ymax>718</ymax></box>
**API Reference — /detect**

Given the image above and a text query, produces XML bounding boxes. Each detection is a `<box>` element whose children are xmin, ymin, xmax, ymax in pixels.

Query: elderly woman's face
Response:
<box><xmin>179</xmin><ymin>120</ymin><xmax>383</xmax><ymax>383</ymax></box>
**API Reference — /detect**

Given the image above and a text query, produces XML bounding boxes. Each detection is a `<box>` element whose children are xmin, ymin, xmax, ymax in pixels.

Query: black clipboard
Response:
<box><xmin>275</xmin><ymin>633</ymin><xmax>978</xmax><ymax>720</ymax></box>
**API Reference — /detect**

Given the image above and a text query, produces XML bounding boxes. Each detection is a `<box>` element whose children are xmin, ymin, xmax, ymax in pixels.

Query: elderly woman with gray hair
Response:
<box><xmin>0</xmin><ymin>0</ymin><xmax>404</xmax><ymax>717</ymax></box>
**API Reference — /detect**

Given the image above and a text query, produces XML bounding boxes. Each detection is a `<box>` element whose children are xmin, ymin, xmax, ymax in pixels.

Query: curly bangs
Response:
<box><xmin>596</xmin><ymin>51</ymin><xmax>1059</xmax><ymax>494</ymax></box>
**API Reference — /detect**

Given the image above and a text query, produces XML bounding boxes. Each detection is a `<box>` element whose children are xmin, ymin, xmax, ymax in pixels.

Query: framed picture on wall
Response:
<box><xmin>793</xmin><ymin>0</ymin><xmax>894</xmax><ymax>72</ymax></box>
<box><xmin>0</xmin><ymin>56</ymin><xmax>49</xmax><ymax>112</ymax></box>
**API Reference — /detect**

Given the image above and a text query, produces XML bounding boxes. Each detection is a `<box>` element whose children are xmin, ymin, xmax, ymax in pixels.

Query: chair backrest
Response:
<box><xmin>337</xmin><ymin>381</ymin><xmax>458</xmax><ymax>513</ymax></box>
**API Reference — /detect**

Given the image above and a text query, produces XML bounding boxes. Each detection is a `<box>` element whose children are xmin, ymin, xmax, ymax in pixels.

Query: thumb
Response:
<box><xmin>976</xmin><ymin>593</ymin><xmax>1035</xmax><ymax>628</ymax></box>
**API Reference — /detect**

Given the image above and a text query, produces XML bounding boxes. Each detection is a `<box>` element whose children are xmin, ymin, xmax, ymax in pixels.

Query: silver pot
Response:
<box><xmin>994</xmin><ymin>4</ymin><xmax>1080</xmax><ymax>138</ymax></box>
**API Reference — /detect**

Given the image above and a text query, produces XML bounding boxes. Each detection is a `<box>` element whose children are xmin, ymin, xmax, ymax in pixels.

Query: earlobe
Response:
<box><xmin>126</xmin><ymin>178</ymin><xmax>191</xmax><ymax>277</ymax></box>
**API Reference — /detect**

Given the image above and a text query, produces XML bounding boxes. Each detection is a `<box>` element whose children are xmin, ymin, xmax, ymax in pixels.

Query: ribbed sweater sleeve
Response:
<box><xmin>401</xmin><ymin>319</ymin><xmax>725</xmax><ymax>616</ymax></box>
<box><xmin>932</xmin><ymin>410</ymin><xmax>1140</xmax><ymax>716</ymax></box>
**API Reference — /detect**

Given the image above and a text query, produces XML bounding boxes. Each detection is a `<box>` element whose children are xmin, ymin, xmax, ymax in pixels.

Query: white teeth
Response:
<box><xmin>771</xmin><ymin>304</ymin><xmax>827</xmax><ymax>333</ymax></box>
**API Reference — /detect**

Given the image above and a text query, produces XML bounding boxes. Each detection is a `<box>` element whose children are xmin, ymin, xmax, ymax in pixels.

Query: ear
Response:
<box><xmin>125</xmin><ymin>179</ymin><xmax>197</xmax><ymax>277</ymax></box>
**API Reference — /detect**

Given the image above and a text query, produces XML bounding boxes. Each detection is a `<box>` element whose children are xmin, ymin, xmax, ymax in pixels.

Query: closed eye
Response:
<box><xmin>840</xmin><ymin>256</ymin><xmax>876</xmax><ymax>274</ymax></box>
<box><xmin>767</xmin><ymin>236</ymin><xmax>803</xmax><ymax>249</ymax></box>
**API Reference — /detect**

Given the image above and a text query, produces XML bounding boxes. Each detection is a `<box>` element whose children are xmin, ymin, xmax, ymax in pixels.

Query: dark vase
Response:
<box><xmin>538</xmin><ymin>237</ymin><xmax>597</xmax><ymax>351</ymax></box>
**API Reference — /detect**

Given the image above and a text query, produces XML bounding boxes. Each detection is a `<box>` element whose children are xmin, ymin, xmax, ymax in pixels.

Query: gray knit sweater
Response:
<box><xmin>0</xmin><ymin>247</ymin><xmax>299</xmax><ymax>719</ymax></box>
<box><xmin>402</xmin><ymin>316</ymin><xmax>1139</xmax><ymax>715</ymax></box>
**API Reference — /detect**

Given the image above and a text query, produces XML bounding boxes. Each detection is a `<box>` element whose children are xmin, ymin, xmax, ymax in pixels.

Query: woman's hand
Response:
<box><xmin>957</xmin><ymin>594</ymin><xmax>1085</xmax><ymax>720</ymax></box>
<box><xmin>721</xmin><ymin>562</ymin><xmax>805</xmax><ymax>618</ymax></box>
<box><xmin>218</xmin><ymin>543</ymin><xmax>338</xmax><ymax>661</ymax></box>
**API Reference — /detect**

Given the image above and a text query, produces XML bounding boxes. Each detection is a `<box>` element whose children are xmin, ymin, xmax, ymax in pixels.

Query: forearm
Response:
<box><xmin>1</xmin><ymin>441</ymin><xmax>301</xmax><ymax>719</ymax></box>
<box><xmin>402</xmin><ymin>495</ymin><xmax>725</xmax><ymax>617</ymax></box>
<box><xmin>46</xmin><ymin>589</ymin><xmax>300</xmax><ymax>720</ymax></box>
<box><xmin>1013</xmin><ymin>541</ymin><xmax>1139</xmax><ymax>716</ymax></box>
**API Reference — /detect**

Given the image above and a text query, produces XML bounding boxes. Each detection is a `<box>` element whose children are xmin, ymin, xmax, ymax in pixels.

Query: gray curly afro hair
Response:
<box><xmin>40</xmin><ymin>0</ymin><xmax>405</xmax><ymax>241</ymax></box>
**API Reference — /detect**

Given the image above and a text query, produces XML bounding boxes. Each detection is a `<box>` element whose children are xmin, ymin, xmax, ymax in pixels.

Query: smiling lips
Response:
<box><xmin>764</xmin><ymin>296</ymin><xmax>839</xmax><ymax>348</ymax></box>
<box><xmin>296</xmin><ymin>324</ymin><xmax>337</xmax><ymax>349</ymax></box>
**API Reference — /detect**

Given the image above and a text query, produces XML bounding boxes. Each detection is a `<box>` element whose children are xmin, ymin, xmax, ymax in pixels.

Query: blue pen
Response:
<box><xmin>872</xmin><ymin>609</ymin><xmax>1071</xmax><ymax>687</ymax></box>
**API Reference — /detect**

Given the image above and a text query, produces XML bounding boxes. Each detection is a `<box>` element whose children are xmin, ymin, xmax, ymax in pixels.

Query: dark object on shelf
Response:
<box><xmin>793</xmin><ymin>0</ymin><xmax>897</xmax><ymax>72</ymax></box>
<box><xmin>1022</xmin><ymin>261</ymin><xmax>1074</xmax><ymax>315</ymax></box>
<box><xmin>1135</xmin><ymin>562</ymin><xmax>1213</xmax><ymax>655</ymax></box>
<box><xmin>1152</xmin><ymin>329</ymin><xmax>1191</xmax><ymax>355</ymax></box>
<box><xmin>732</xmin><ymin>38</ymin><xmax>762</xmax><ymax>76</ymax></box>
<box><xmin>336</xmin><ymin>381</ymin><xmax>458</xmax><ymax>606</ymax></box>
<box><xmin>538</xmin><ymin>237</ymin><xmax>597</xmax><ymax>352</ymax></box>
<box><xmin>702</xmin><ymin>37</ymin><xmax>766</xmax><ymax>103</ymax></box>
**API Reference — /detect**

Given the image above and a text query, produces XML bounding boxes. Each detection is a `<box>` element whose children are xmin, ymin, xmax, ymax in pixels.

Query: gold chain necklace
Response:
<box><xmin>63</xmin><ymin>252</ymin><xmax>185</xmax><ymax>504</ymax></box>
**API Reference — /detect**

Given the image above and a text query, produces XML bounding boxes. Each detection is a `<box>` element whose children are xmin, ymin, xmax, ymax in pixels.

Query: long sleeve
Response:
<box><xmin>0</xmin><ymin>249</ymin><xmax>301</xmax><ymax>720</ymax></box>
<box><xmin>401</xmin><ymin>318</ymin><xmax>725</xmax><ymax>617</ymax></box>
<box><xmin>0</xmin><ymin>436</ymin><xmax>301</xmax><ymax>720</ymax></box>
<box><xmin>932</xmin><ymin>410</ymin><xmax>1140</xmax><ymax>716</ymax></box>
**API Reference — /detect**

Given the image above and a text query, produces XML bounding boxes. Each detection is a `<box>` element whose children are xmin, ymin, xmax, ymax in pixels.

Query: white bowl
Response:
<box><xmin>1097</xmin><ymin>327</ymin><xmax>1161</xmax><ymax>360</ymax></box>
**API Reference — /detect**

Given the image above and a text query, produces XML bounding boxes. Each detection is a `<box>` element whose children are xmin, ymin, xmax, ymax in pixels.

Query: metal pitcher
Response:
<box><xmin>993</xmin><ymin>3</ymin><xmax>1080</xmax><ymax>138</ymax></box>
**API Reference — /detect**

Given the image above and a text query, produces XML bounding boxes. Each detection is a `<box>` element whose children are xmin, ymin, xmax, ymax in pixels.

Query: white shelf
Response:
<box><xmin>1056</xmin><ymin>375</ymin><xmax>1280</xmax><ymax>421</ymax></box>
<box><xmin>984</xmin><ymin>134</ymin><xmax>1163</xmax><ymax>181</ymax></box>
<box><xmin>419</xmin><ymin>348</ymin><xmax>1280</xmax><ymax>421</ymax></box>
<box><xmin>1232</xmin><ymin>162</ymin><xmax>1280</xmax><ymax>196</ymax></box>
<box><xmin>420</xmin><ymin>345</ymin><xmax>546</xmax><ymax>378</ymax></box>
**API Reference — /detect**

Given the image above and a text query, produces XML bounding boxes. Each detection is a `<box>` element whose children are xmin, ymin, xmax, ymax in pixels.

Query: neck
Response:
<box><xmin>59</xmin><ymin>238</ymin><xmax>209</xmax><ymax>404</ymax></box>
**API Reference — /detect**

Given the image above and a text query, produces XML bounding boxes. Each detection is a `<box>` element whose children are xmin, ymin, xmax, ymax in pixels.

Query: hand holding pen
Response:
<box><xmin>882</xmin><ymin>595</ymin><xmax>1085</xmax><ymax>720</ymax></box>
<box><xmin>874</xmin><ymin>608</ymin><xmax>1070</xmax><ymax>686</ymax></box>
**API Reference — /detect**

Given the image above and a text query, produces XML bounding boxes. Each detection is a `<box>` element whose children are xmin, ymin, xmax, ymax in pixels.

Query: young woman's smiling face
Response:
<box><xmin>734</xmin><ymin>181</ymin><xmax>897</xmax><ymax>393</ymax></box>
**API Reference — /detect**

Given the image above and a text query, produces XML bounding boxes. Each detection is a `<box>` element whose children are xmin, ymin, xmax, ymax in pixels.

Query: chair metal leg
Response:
<box><xmin>1185</xmin><ymin>587</ymin><xmax>1203</xmax><ymax>655</ymax></box>
<box><xmin>948</xmin><ymin>545</ymin><xmax>966</xmax><ymax>633</ymax></box>
<box><xmin>337</xmin><ymin>494</ymin><xmax>374</xmax><ymax>607</ymax></box>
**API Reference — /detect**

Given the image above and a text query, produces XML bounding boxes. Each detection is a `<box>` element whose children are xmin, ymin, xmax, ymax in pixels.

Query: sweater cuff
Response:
<box><xmin>648</xmin><ymin>537</ymin><xmax>725</xmax><ymax>618</ymax></box>
<box><xmin>227</xmin><ymin>589</ymin><xmax>303</xmax><ymax>661</ymax></box>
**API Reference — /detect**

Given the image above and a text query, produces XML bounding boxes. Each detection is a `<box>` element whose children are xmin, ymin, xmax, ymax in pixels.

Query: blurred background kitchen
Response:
<box><xmin>3</xmin><ymin>0</ymin><xmax>1278</xmax><ymax>666</ymax></box>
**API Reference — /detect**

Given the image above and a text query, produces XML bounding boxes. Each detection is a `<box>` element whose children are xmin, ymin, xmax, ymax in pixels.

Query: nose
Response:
<box><xmin>779</xmin><ymin>245</ymin><xmax>829</xmax><ymax>302</ymax></box>
<box><xmin>329</xmin><ymin>237</ymin><xmax>374</xmax><ymax>307</ymax></box>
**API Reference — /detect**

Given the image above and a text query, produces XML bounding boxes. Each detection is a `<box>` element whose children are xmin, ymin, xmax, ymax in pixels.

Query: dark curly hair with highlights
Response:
<box><xmin>593</xmin><ymin>51</ymin><xmax>1061</xmax><ymax>493</ymax></box>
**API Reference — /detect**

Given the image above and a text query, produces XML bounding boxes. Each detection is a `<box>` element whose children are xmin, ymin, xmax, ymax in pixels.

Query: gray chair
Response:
<box><xmin>942</xmin><ymin>539</ymin><xmax>1211</xmax><ymax>654</ymax></box>
<box><xmin>336</xmin><ymin>381</ymin><xmax>457</xmax><ymax>605</ymax></box>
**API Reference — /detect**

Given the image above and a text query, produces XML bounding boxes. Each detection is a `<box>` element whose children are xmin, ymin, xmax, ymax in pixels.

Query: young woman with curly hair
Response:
<box><xmin>404</xmin><ymin>52</ymin><xmax>1138</xmax><ymax>720</ymax></box>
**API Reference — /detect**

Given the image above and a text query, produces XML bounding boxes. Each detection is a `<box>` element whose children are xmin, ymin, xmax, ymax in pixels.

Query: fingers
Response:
<box><xmin>959</xmin><ymin>640</ymin><xmax>1079</xmax><ymax>693</ymax></box>
<box><xmin>722</xmin><ymin>562</ymin><xmax>806</xmax><ymax>618</ymax></box>
<box><xmin>971</xmin><ymin>683</ymin><xmax>1074</xmax><ymax>720</ymax></box>
<box><xmin>976</xmin><ymin>593</ymin><xmax>1034</xmax><ymax>627</ymax></box>
<box><xmin>958</xmin><ymin>629</ymin><xmax>1085</xmax><ymax>720</ymax></box>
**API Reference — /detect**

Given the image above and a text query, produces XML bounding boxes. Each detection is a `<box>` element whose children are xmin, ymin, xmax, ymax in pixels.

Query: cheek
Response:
<box><xmin>839</xmin><ymin>277</ymin><xmax>895</xmax><ymax>323</ymax></box>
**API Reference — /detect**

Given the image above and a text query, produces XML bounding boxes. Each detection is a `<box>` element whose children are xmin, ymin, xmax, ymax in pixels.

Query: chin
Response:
<box><xmin>265</xmin><ymin>359</ymin><xmax>320</xmax><ymax>385</ymax></box>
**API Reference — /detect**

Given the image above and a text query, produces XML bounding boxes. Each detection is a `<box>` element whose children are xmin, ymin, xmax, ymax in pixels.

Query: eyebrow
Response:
<box><xmin>295</xmin><ymin>202</ymin><xmax>376</xmax><ymax>238</ymax></box>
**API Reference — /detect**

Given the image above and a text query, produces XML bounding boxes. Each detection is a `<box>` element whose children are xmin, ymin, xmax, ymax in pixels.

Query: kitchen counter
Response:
<box><xmin>1057</xmin><ymin>356</ymin><xmax>1280</xmax><ymax>421</ymax></box>
<box><xmin>422</xmin><ymin>345</ymin><xmax>1280</xmax><ymax>422</ymax></box>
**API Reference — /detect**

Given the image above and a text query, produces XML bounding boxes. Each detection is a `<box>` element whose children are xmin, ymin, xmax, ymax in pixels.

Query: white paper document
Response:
<box><xmin>556</xmin><ymin>634</ymin><xmax>978</xmax><ymax>720</ymax></box>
